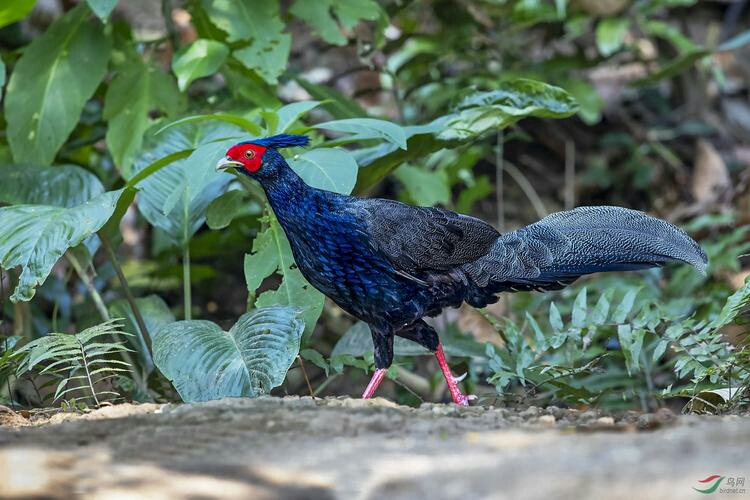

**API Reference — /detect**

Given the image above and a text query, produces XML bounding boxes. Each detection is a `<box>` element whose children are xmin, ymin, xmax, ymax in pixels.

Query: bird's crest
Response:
<box><xmin>245</xmin><ymin>134</ymin><xmax>309</xmax><ymax>149</ymax></box>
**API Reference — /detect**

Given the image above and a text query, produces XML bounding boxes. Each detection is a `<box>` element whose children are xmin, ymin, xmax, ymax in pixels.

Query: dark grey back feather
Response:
<box><xmin>356</xmin><ymin>198</ymin><xmax>500</xmax><ymax>272</ymax></box>
<box><xmin>462</xmin><ymin>206</ymin><xmax>707</xmax><ymax>290</ymax></box>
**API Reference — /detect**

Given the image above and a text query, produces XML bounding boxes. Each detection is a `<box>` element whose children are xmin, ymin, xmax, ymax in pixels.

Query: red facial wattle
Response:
<box><xmin>226</xmin><ymin>143</ymin><xmax>267</xmax><ymax>172</ymax></box>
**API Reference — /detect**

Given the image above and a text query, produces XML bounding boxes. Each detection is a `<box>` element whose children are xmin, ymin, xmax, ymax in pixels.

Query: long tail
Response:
<box><xmin>461</xmin><ymin>206</ymin><xmax>707</xmax><ymax>296</ymax></box>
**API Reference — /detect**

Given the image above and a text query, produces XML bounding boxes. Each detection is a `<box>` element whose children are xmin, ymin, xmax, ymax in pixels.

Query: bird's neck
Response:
<box><xmin>260</xmin><ymin>160</ymin><xmax>319</xmax><ymax>225</ymax></box>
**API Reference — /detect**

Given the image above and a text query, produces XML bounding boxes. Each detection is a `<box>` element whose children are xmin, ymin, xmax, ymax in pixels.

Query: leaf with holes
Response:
<box><xmin>290</xmin><ymin>0</ymin><xmax>381</xmax><ymax>46</ymax></box>
<box><xmin>152</xmin><ymin>306</ymin><xmax>304</xmax><ymax>402</ymax></box>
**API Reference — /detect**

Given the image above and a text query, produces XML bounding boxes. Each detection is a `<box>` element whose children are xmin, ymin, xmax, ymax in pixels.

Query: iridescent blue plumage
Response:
<box><xmin>220</xmin><ymin>134</ymin><xmax>708</xmax><ymax>399</ymax></box>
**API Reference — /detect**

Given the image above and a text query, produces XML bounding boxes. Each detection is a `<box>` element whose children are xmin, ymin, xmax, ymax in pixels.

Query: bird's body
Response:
<box><xmin>218</xmin><ymin>134</ymin><xmax>708</xmax><ymax>405</ymax></box>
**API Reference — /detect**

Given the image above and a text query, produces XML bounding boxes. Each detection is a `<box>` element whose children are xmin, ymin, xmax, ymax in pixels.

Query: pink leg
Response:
<box><xmin>435</xmin><ymin>344</ymin><xmax>475</xmax><ymax>406</ymax></box>
<box><xmin>362</xmin><ymin>368</ymin><xmax>387</xmax><ymax>399</ymax></box>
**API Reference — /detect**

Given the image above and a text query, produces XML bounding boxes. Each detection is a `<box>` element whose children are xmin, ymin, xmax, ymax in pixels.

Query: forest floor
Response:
<box><xmin>0</xmin><ymin>397</ymin><xmax>747</xmax><ymax>499</ymax></box>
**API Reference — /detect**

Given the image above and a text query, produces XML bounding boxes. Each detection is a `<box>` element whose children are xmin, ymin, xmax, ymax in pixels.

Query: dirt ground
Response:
<box><xmin>0</xmin><ymin>397</ymin><xmax>747</xmax><ymax>499</ymax></box>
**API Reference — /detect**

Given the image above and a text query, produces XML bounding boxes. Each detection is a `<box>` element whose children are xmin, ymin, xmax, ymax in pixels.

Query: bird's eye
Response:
<box><xmin>244</xmin><ymin>149</ymin><xmax>255</xmax><ymax>160</ymax></box>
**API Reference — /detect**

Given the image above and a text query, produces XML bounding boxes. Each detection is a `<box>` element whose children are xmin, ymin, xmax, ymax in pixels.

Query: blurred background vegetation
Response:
<box><xmin>0</xmin><ymin>0</ymin><xmax>748</xmax><ymax>414</ymax></box>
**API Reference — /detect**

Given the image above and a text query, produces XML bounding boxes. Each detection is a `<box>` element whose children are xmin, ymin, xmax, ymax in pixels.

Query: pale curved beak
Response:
<box><xmin>216</xmin><ymin>157</ymin><xmax>243</xmax><ymax>171</ymax></box>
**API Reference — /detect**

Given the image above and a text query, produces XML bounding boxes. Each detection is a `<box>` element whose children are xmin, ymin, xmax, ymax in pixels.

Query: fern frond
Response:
<box><xmin>17</xmin><ymin>319</ymin><xmax>133</xmax><ymax>406</ymax></box>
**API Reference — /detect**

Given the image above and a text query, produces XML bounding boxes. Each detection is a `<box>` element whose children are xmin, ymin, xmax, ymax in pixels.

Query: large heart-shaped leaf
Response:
<box><xmin>288</xmin><ymin>148</ymin><xmax>359</xmax><ymax>195</ymax></box>
<box><xmin>4</xmin><ymin>4</ymin><xmax>111</xmax><ymax>165</ymax></box>
<box><xmin>131</xmin><ymin>124</ymin><xmax>239</xmax><ymax>247</ymax></box>
<box><xmin>0</xmin><ymin>189</ymin><xmax>123</xmax><ymax>302</ymax></box>
<box><xmin>245</xmin><ymin>211</ymin><xmax>325</xmax><ymax>338</ymax></box>
<box><xmin>86</xmin><ymin>0</ymin><xmax>118</xmax><ymax>20</ymax></box>
<box><xmin>0</xmin><ymin>164</ymin><xmax>104</xmax><ymax>207</ymax></box>
<box><xmin>152</xmin><ymin>306</ymin><xmax>304</xmax><ymax>402</ymax></box>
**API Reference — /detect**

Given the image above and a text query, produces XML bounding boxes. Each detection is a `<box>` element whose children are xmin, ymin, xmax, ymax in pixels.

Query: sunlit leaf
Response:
<box><xmin>4</xmin><ymin>5</ymin><xmax>110</xmax><ymax>165</ymax></box>
<box><xmin>172</xmin><ymin>39</ymin><xmax>229</xmax><ymax>91</ymax></box>
<box><xmin>0</xmin><ymin>0</ymin><xmax>36</xmax><ymax>29</ymax></box>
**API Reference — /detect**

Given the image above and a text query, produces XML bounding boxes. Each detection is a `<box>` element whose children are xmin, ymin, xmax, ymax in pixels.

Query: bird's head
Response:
<box><xmin>216</xmin><ymin>134</ymin><xmax>309</xmax><ymax>180</ymax></box>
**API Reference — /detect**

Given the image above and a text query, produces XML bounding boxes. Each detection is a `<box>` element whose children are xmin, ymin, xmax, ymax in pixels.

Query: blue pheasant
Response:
<box><xmin>217</xmin><ymin>134</ymin><xmax>707</xmax><ymax>405</ymax></box>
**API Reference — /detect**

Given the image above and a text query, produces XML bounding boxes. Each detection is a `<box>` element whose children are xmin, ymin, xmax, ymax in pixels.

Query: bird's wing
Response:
<box><xmin>354</xmin><ymin>198</ymin><xmax>501</xmax><ymax>273</ymax></box>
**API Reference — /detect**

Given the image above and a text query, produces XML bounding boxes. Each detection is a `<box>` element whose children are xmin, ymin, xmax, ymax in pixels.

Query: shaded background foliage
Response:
<box><xmin>0</xmin><ymin>0</ymin><xmax>748</xmax><ymax>413</ymax></box>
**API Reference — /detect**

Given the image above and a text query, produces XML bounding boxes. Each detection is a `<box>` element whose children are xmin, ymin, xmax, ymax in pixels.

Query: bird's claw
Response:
<box><xmin>454</xmin><ymin>393</ymin><xmax>478</xmax><ymax>407</ymax></box>
<box><xmin>452</xmin><ymin>372</ymin><xmax>468</xmax><ymax>383</ymax></box>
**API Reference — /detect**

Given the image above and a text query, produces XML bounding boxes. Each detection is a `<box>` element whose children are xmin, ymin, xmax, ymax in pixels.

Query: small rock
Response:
<box><xmin>596</xmin><ymin>416</ymin><xmax>615</xmax><ymax>427</ymax></box>
<box><xmin>537</xmin><ymin>415</ymin><xmax>556</xmax><ymax>427</ymax></box>
<box><xmin>520</xmin><ymin>406</ymin><xmax>539</xmax><ymax>419</ymax></box>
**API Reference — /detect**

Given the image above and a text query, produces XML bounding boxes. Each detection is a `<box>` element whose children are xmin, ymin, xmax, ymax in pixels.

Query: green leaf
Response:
<box><xmin>288</xmin><ymin>148</ymin><xmax>359</xmax><ymax>195</ymax></box>
<box><xmin>571</xmin><ymin>287</ymin><xmax>587</xmax><ymax>328</ymax></box>
<box><xmin>108</xmin><ymin>295</ymin><xmax>174</xmax><ymax>376</ymax></box>
<box><xmin>618</xmin><ymin>325</ymin><xmax>645</xmax><ymax>375</ymax></box>
<box><xmin>439</xmin><ymin>80</ymin><xmax>578</xmax><ymax>142</ymax></box>
<box><xmin>0</xmin><ymin>57</ymin><xmax>5</xmax><ymax>91</ymax></box>
<box><xmin>0</xmin><ymin>164</ymin><xmax>104</xmax><ymax>207</ymax></box>
<box><xmin>549</xmin><ymin>302</ymin><xmax>564</xmax><ymax>331</ymax></box>
<box><xmin>86</xmin><ymin>0</ymin><xmax>118</xmax><ymax>20</ymax></box>
<box><xmin>290</xmin><ymin>0</ymin><xmax>381</xmax><ymax>46</ymax></box>
<box><xmin>393</xmin><ymin>164</ymin><xmax>450</xmax><ymax>206</ymax></box>
<box><xmin>205</xmin><ymin>189</ymin><xmax>246</xmax><ymax>229</ymax></box>
<box><xmin>709</xmin><ymin>277</ymin><xmax>750</xmax><ymax>331</ymax></box>
<box><xmin>104</xmin><ymin>58</ymin><xmax>180</xmax><ymax>176</ymax></box>
<box><xmin>277</xmin><ymin>101</ymin><xmax>321</xmax><ymax>132</ymax></box>
<box><xmin>652</xmin><ymin>339</ymin><xmax>669</xmax><ymax>363</ymax></box>
<box><xmin>200</xmin><ymin>0</ymin><xmax>290</xmax><ymax>84</ymax></box>
<box><xmin>0</xmin><ymin>0</ymin><xmax>36</xmax><ymax>29</ymax></box>
<box><xmin>153</xmin><ymin>306</ymin><xmax>304</xmax><ymax>402</ymax></box>
<box><xmin>233</xmin><ymin>36</ymin><xmax>291</xmax><ymax>85</ymax></box>
<box><xmin>612</xmin><ymin>287</ymin><xmax>640</xmax><ymax>324</ymax></box>
<box><xmin>244</xmin><ymin>211</ymin><xmax>325</xmax><ymax>338</ymax></box>
<box><xmin>315</xmin><ymin>118</ymin><xmax>407</xmax><ymax>149</ymax></box>
<box><xmin>590</xmin><ymin>289</ymin><xmax>613</xmax><ymax>326</ymax></box>
<box><xmin>0</xmin><ymin>189</ymin><xmax>124</xmax><ymax>302</ymax></box>
<box><xmin>131</xmin><ymin>124</ymin><xmax>238</xmax><ymax>247</ymax></box>
<box><xmin>172</xmin><ymin>39</ymin><xmax>229</xmax><ymax>91</ymax></box>
<box><xmin>595</xmin><ymin>17</ymin><xmax>629</xmax><ymax>57</ymax></box>
<box><xmin>4</xmin><ymin>5</ymin><xmax>111</xmax><ymax>165</ymax></box>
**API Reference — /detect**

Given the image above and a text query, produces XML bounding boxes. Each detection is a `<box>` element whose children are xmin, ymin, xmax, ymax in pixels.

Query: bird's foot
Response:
<box><xmin>434</xmin><ymin>344</ymin><xmax>475</xmax><ymax>406</ymax></box>
<box><xmin>453</xmin><ymin>393</ymin><xmax>478</xmax><ymax>407</ymax></box>
<box><xmin>361</xmin><ymin>368</ymin><xmax>387</xmax><ymax>399</ymax></box>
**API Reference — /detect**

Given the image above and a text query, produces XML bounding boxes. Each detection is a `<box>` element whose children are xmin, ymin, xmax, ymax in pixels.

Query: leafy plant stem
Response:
<box><xmin>99</xmin><ymin>235</ymin><xmax>153</xmax><ymax>352</ymax></box>
<box><xmin>8</xmin><ymin>271</ymin><xmax>32</xmax><ymax>338</ymax></box>
<box><xmin>183</xmin><ymin>244</ymin><xmax>192</xmax><ymax>320</ymax></box>
<box><xmin>65</xmin><ymin>252</ymin><xmax>110</xmax><ymax>322</ymax></box>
